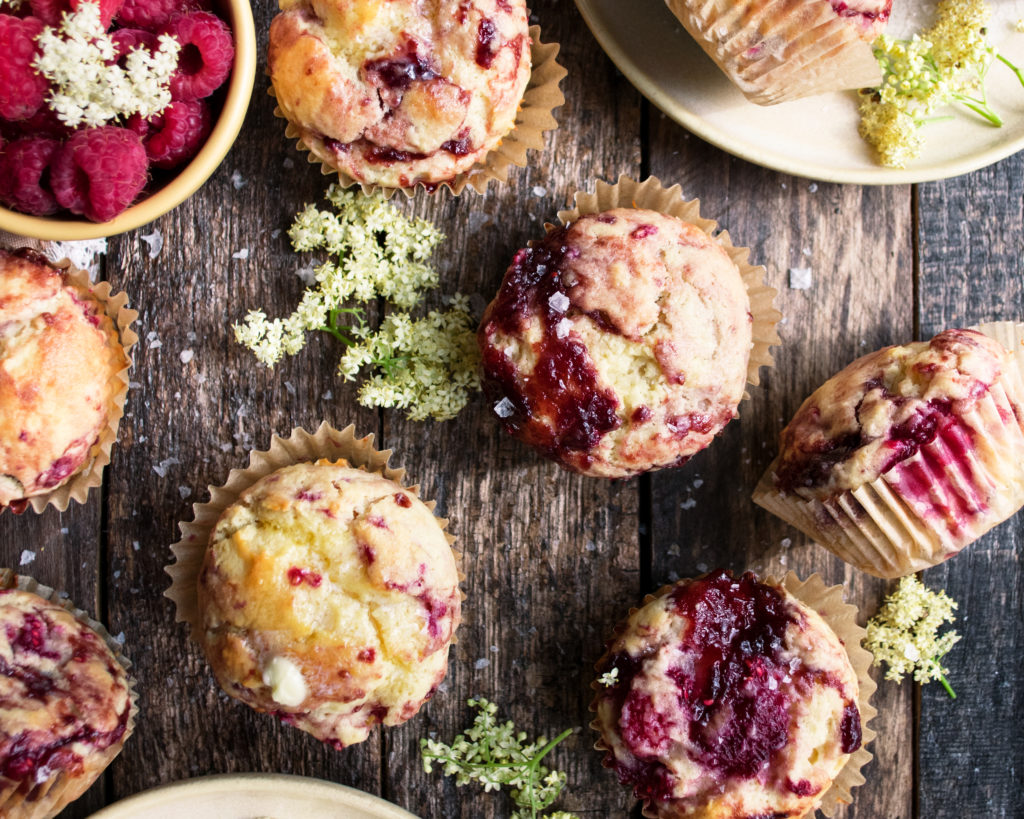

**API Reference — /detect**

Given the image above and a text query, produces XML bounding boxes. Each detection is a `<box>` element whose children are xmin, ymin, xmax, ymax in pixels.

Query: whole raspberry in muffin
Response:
<box><xmin>0</xmin><ymin>249</ymin><xmax>127</xmax><ymax>511</ymax></box>
<box><xmin>592</xmin><ymin>570</ymin><xmax>863</xmax><ymax>819</ymax></box>
<box><xmin>0</xmin><ymin>587</ymin><xmax>133</xmax><ymax>818</ymax></box>
<box><xmin>756</xmin><ymin>328</ymin><xmax>1024</xmax><ymax>577</ymax></box>
<box><xmin>268</xmin><ymin>0</ymin><xmax>531</xmax><ymax>189</ymax></box>
<box><xmin>197</xmin><ymin>460</ymin><xmax>461</xmax><ymax>748</ymax></box>
<box><xmin>478</xmin><ymin>208</ymin><xmax>753</xmax><ymax>478</ymax></box>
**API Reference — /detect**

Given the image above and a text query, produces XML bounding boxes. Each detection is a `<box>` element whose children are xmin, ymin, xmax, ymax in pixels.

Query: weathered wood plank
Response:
<box><xmin>383</xmin><ymin>2</ymin><xmax>645</xmax><ymax>815</ymax></box>
<box><xmin>916</xmin><ymin>155</ymin><xmax>1024</xmax><ymax>819</ymax></box>
<box><xmin>647</xmin><ymin>124</ymin><xmax>916</xmax><ymax>819</ymax></box>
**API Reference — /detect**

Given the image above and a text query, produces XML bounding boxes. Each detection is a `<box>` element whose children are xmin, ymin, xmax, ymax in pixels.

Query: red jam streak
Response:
<box><xmin>363</xmin><ymin>43</ymin><xmax>439</xmax><ymax>92</ymax></box>
<box><xmin>475</xmin><ymin>18</ymin><xmax>498</xmax><ymax>68</ymax></box>
<box><xmin>394</xmin><ymin>493</ymin><xmax>412</xmax><ymax>508</ymax></box>
<box><xmin>479</xmin><ymin>226</ymin><xmax>621</xmax><ymax>461</ymax></box>
<box><xmin>596</xmin><ymin>570</ymin><xmax>861</xmax><ymax>802</ymax></box>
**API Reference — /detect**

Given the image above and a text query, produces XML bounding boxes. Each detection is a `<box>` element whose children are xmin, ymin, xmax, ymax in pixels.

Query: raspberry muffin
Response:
<box><xmin>664</xmin><ymin>0</ymin><xmax>888</xmax><ymax>104</ymax></box>
<box><xmin>0</xmin><ymin>249</ymin><xmax>128</xmax><ymax>511</ymax></box>
<box><xmin>197</xmin><ymin>459</ymin><xmax>461</xmax><ymax>748</ymax></box>
<box><xmin>0</xmin><ymin>587</ymin><xmax>133</xmax><ymax>818</ymax></box>
<box><xmin>592</xmin><ymin>570</ymin><xmax>864</xmax><ymax>819</ymax></box>
<box><xmin>754</xmin><ymin>328</ymin><xmax>1024</xmax><ymax>578</ymax></box>
<box><xmin>478</xmin><ymin>208</ymin><xmax>752</xmax><ymax>478</ymax></box>
<box><xmin>268</xmin><ymin>0</ymin><xmax>532</xmax><ymax>190</ymax></box>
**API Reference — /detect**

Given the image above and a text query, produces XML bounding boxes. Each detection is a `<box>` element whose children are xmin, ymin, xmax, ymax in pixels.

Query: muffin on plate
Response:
<box><xmin>754</xmin><ymin>328</ymin><xmax>1024</xmax><ymax>578</ymax></box>
<box><xmin>478</xmin><ymin>207</ymin><xmax>752</xmax><ymax>478</ymax></box>
<box><xmin>0</xmin><ymin>248</ymin><xmax>128</xmax><ymax>512</ymax></box>
<box><xmin>0</xmin><ymin>585</ymin><xmax>133</xmax><ymax>819</ymax></box>
<box><xmin>196</xmin><ymin>459</ymin><xmax>462</xmax><ymax>748</ymax></box>
<box><xmin>592</xmin><ymin>570</ymin><xmax>865</xmax><ymax>819</ymax></box>
<box><xmin>268</xmin><ymin>0</ymin><xmax>532</xmax><ymax>190</ymax></box>
<box><xmin>664</xmin><ymin>0</ymin><xmax>888</xmax><ymax>104</ymax></box>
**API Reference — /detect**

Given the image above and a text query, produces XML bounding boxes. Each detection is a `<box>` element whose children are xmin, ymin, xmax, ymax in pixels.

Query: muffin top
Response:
<box><xmin>268</xmin><ymin>0</ymin><xmax>531</xmax><ymax>189</ymax></box>
<box><xmin>197</xmin><ymin>460</ymin><xmax>461</xmax><ymax>749</ymax></box>
<box><xmin>772</xmin><ymin>329</ymin><xmax>1012</xmax><ymax>500</ymax></box>
<box><xmin>0</xmin><ymin>588</ymin><xmax>132</xmax><ymax>789</ymax></box>
<box><xmin>592</xmin><ymin>570</ymin><xmax>861</xmax><ymax>819</ymax></box>
<box><xmin>0</xmin><ymin>249</ymin><xmax>125</xmax><ymax>508</ymax></box>
<box><xmin>478</xmin><ymin>208</ymin><xmax>752</xmax><ymax>478</ymax></box>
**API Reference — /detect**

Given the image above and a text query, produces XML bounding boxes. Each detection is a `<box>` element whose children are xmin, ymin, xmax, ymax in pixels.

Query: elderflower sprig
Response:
<box><xmin>33</xmin><ymin>2</ymin><xmax>180</xmax><ymax>128</ymax></box>
<box><xmin>421</xmin><ymin>699</ymin><xmax>579</xmax><ymax>819</ymax></box>
<box><xmin>864</xmin><ymin>576</ymin><xmax>960</xmax><ymax>698</ymax></box>
<box><xmin>859</xmin><ymin>0</ymin><xmax>1024</xmax><ymax>167</ymax></box>
<box><xmin>234</xmin><ymin>186</ymin><xmax>480</xmax><ymax>421</ymax></box>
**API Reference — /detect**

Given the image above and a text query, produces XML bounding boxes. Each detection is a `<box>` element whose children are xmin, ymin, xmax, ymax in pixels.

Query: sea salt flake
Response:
<box><xmin>493</xmin><ymin>397</ymin><xmax>515</xmax><ymax>418</ymax></box>
<box><xmin>322</xmin><ymin>390</ymin><xmax>333</xmax><ymax>400</ymax></box>
<box><xmin>780</xmin><ymin>537</ymin><xmax>792</xmax><ymax>548</ymax></box>
<box><xmin>47</xmin><ymin>238</ymin><xmax>107</xmax><ymax>278</ymax></box>
<box><xmin>532</xmin><ymin>185</ymin><xmax>547</xmax><ymax>197</ymax></box>
<box><xmin>474</xmin><ymin>658</ymin><xmax>490</xmax><ymax>670</ymax></box>
<box><xmin>232</xmin><ymin>248</ymin><xmax>250</xmax><ymax>260</ymax></box>
<box><xmin>680</xmin><ymin>498</ymin><xmax>697</xmax><ymax>510</ymax></box>
<box><xmin>284</xmin><ymin>381</ymin><xmax>296</xmax><ymax>396</ymax></box>
<box><xmin>19</xmin><ymin>550</ymin><xmax>35</xmax><ymax>566</ymax></box>
<box><xmin>132</xmin><ymin>541</ymin><xmax>140</xmax><ymax>551</ymax></box>
<box><xmin>141</xmin><ymin>229</ymin><xmax>163</xmax><ymax>259</ymax></box>
<box><xmin>178</xmin><ymin>485</ymin><xmax>191</xmax><ymax>499</ymax></box>
<box><xmin>692</xmin><ymin>478</ymin><xmax>704</xmax><ymax>488</ymax></box>
<box><xmin>788</xmin><ymin>267</ymin><xmax>813</xmax><ymax>290</ymax></box>
<box><xmin>180</xmin><ymin>349</ymin><xmax>194</xmax><ymax>364</ymax></box>
<box><xmin>554</xmin><ymin>317</ymin><xmax>571</xmax><ymax>338</ymax></box>
<box><xmin>153</xmin><ymin>457</ymin><xmax>180</xmax><ymax>478</ymax></box>
<box><xmin>548</xmin><ymin>291</ymin><xmax>570</xmax><ymax>312</ymax></box>
<box><xmin>295</xmin><ymin>265</ymin><xmax>316</xmax><ymax>285</ymax></box>
<box><xmin>231</xmin><ymin>170</ymin><xmax>246</xmax><ymax>189</ymax></box>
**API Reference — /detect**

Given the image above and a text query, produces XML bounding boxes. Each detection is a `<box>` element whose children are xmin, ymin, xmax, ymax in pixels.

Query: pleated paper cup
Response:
<box><xmin>754</xmin><ymin>322</ymin><xmax>1024</xmax><ymax>579</ymax></box>
<box><xmin>589</xmin><ymin>571</ymin><xmax>875</xmax><ymax>819</ymax></box>
<box><xmin>165</xmin><ymin>422</ymin><xmax>462</xmax><ymax>642</ymax></box>
<box><xmin>0</xmin><ymin>571</ymin><xmax>136</xmax><ymax>819</ymax></box>
<box><xmin>664</xmin><ymin>0</ymin><xmax>882</xmax><ymax>105</ymax></box>
<box><xmin>0</xmin><ymin>250</ymin><xmax>137</xmax><ymax>515</ymax></box>
<box><xmin>271</xmin><ymin>25</ymin><xmax>566</xmax><ymax>198</ymax></box>
<box><xmin>557</xmin><ymin>175</ymin><xmax>782</xmax><ymax>394</ymax></box>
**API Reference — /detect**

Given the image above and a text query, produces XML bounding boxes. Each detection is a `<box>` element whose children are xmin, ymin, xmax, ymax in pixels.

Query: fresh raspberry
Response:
<box><xmin>131</xmin><ymin>98</ymin><xmax>210</xmax><ymax>168</ymax></box>
<box><xmin>51</xmin><ymin>126</ymin><xmax>148</xmax><ymax>222</ymax></box>
<box><xmin>12</xmin><ymin>106</ymin><xmax>72</xmax><ymax>139</ymax></box>
<box><xmin>0</xmin><ymin>15</ymin><xmax>48</xmax><ymax>121</ymax></box>
<box><xmin>29</xmin><ymin>0</ymin><xmax>124</xmax><ymax>27</ymax></box>
<box><xmin>111</xmin><ymin>26</ymin><xmax>158</xmax><ymax>63</ymax></box>
<box><xmin>0</xmin><ymin>136</ymin><xmax>61</xmax><ymax>216</ymax></box>
<box><xmin>163</xmin><ymin>11</ymin><xmax>234</xmax><ymax>101</ymax></box>
<box><xmin>116</xmin><ymin>0</ymin><xmax>207</xmax><ymax>30</ymax></box>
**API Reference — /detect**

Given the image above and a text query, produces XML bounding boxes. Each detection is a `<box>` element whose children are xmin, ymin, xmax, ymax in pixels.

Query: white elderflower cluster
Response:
<box><xmin>235</xmin><ymin>188</ymin><xmax>480</xmax><ymax>421</ymax></box>
<box><xmin>597</xmin><ymin>666</ymin><xmax>620</xmax><ymax>687</ymax></box>
<box><xmin>859</xmin><ymin>0</ymin><xmax>1024</xmax><ymax>167</ymax></box>
<box><xmin>34</xmin><ymin>2</ymin><xmax>180</xmax><ymax>128</ymax></box>
<box><xmin>864</xmin><ymin>576</ymin><xmax>960</xmax><ymax>698</ymax></box>
<box><xmin>421</xmin><ymin>698</ymin><xmax>579</xmax><ymax>819</ymax></box>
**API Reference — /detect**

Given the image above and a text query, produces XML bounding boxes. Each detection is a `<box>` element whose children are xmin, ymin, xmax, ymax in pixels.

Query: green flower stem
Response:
<box><xmin>996</xmin><ymin>53</ymin><xmax>1024</xmax><ymax>89</ymax></box>
<box><xmin>319</xmin><ymin>306</ymin><xmax>365</xmax><ymax>346</ymax></box>
<box><xmin>937</xmin><ymin>669</ymin><xmax>957</xmax><ymax>699</ymax></box>
<box><xmin>523</xmin><ymin>729</ymin><xmax>574</xmax><ymax>818</ymax></box>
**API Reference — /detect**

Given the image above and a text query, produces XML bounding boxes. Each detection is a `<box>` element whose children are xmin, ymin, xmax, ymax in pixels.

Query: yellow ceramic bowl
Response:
<box><xmin>0</xmin><ymin>0</ymin><xmax>257</xmax><ymax>241</ymax></box>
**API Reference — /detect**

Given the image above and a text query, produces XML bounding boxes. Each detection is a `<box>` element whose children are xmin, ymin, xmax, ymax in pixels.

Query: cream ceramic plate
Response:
<box><xmin>574</xmin><ymin>0</ymin><xmax>1024</xmax><ymax>184</ymax></box>
<box><xmin>88</xmin><ymin>773</ymin><xmax>421</xmax><ymax>819</ymax></box>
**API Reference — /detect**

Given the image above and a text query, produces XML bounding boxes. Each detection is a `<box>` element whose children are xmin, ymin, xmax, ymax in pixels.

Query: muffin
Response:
<box><xmin>664</xmin><ymin>0</ymin><xmax>888</xmax><ymax>104</ymax></box>
<box><xmin>592</xmin><ymin>570</ymin><xmax>864</xmax><ymax>819</ymax></box>
<box><xmin>0</xmin><ymin>586</ymin><xmax>133</xmax><ymax>818</ymax></box>
<box><xmin>754</xmin><ymin>328</ymin><xmax>1024</xmax><ymax>578</ymax></box>
<box><xmin>0</xmin><ymin>248</ymin><xmax>128</xmax><ymax>511</ymax></box>
<box><xmin>478</xmin><ymin>207</ymin><xmax>752</xmax><ymax>478</ymax></box>
<box><xmin>268</xmin><ymin>0</ymin><xmax>532</xmax><ymax>190</ymax></box>
<box><xmin>196</xmin><ymin>459</ymin><xmax>461</xmax><ymax>748</ymax></box>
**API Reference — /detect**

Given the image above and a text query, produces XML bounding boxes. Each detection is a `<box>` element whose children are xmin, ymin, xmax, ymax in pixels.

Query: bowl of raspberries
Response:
<box><xmin>0</xmin><ymin>0</ymin><xmax>256</xmax><ymax>239</ymax></box>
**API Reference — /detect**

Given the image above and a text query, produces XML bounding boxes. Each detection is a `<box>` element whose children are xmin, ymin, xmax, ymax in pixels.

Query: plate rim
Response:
<box><xmin>573</xmin><ymin>0</ymin><xmax>1024</xmax><ymax>185</ymax></box>
<box><xmin>87</xmin><ymin>772</ymin><xmax>421</xmax><ymax>819</ymax></box>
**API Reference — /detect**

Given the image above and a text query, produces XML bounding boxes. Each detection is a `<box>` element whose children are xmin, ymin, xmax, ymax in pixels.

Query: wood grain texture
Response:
<box><xmin>916</xmin><ymin>156</ymin><xmax>1024</xmax><ymax>819</ymax></box>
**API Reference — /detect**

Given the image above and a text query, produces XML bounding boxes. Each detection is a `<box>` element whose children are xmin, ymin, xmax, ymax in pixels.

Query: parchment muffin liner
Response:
<box><xmin>270</xmin><ymin>25</ymin><xmax>566</xmax><ymax>198</ymax></box>
<box><xmin>753</xmin><ymin>322</ymin><xmax>1024</xmax><ymax>579</ymax></box>
<box><xmin>557</xmin><ymin>175</ymin><xmax>782</xmax><ymax>395</ymax></box>
<box><xmin>589</xmin><ymin>570</ymin><xmax>876</xmax><ymax>819</ymax></box>
<box><xmin>663</xmin><ymin>0</ymin><xmax>882</xmax><ymax>105</ymax></box>
<box><xmin>0</xmin><ymin>251</ymin><xmax>138</xmax><ymax>515</ymax></box>
<box><xmin>0</xmin><ymin>570</ymin><xmax>137</xmax><ymax>819</ymax></box>
<box><xmin>165</xmin><ymin>421</ymin><xmax>462</xmax><ymax>644</ymax></box>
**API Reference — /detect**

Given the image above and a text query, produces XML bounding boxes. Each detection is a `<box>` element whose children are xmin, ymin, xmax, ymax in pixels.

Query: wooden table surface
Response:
<box><xmin>2</xmin><ymin>1</ymin><xmax>1022</xmax><ymax>817</ymax></box>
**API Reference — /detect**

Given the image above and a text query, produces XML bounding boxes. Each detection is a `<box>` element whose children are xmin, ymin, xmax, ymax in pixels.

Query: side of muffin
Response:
<box><xmin>478</xmin><ymin>208</ymin><xmax>752</xmax><ymax>478</ymax></box>
<box><xmin>0</xmin><ymin>587</ymin><xmax>133</xmax><ymax>818</ymax></box>
<box><xmin>0</xmin><ymin>249</ymin><xmax>127</xmax><ymax>511</ymax></box>
<box><xmin>268</xmin><ymin>0</ymin><xmax>532</xmax><ymax>189</ymax></box>
<box><xmin>755</xmin><ymin>328</ymin><xmax>1024</xmax><ymax>577</ymax></box>
<box><xmin>592</xmin><ymin>570</ymin><xmax>863</xmax><ymax>819</ymax></box>
<box><xmin>197</xmin><ymin>460</ymin><xmax>461</xmax><ymax>748</ymax></box>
